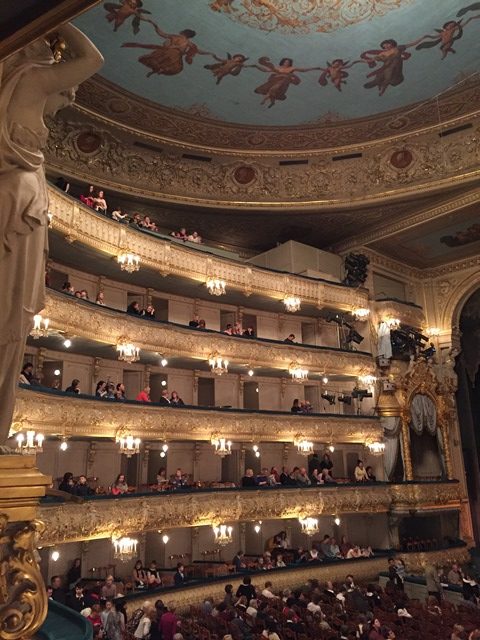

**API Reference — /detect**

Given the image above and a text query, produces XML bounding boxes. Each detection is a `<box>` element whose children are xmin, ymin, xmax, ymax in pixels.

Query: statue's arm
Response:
<box><xmin>38</xmin><ymin>23</ymin><xmax>104</xmax><ymax>96</ymax></box>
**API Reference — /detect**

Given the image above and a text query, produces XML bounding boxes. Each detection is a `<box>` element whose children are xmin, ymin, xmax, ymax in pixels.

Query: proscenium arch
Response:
<box><xmin>442</xmin><ymin>272</ymin><xmax>480</xmax><ymax>341</ymax></box>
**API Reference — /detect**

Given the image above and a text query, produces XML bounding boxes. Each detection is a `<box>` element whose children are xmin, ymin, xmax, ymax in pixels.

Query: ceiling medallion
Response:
<box><xmin>233</xmin><ymin>165</ymin><xmax>257</xmax><ymax>185</ymax></box>
<box><xmin>210</xmin><ymin>0</ymin><xmax>412</xmax><ymax>34</ymax></box>
<box><xmin>390</xmin><ymin>148</ymin><xmax>414</xmax><ymax>169</ymax></box>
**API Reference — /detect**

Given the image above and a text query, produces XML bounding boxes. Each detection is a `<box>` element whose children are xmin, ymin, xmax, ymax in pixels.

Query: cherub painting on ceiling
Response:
<box><xmin>318</xmin><ymin>59</ymin><xmax>365</xmax><ymax>92</ymax></box>
<box><xmin>122</xmin><ymin>20</ymin><xmax>214</xmax><ymax>77</ymax></box>
<box><xmin>103</xmin><ymin>0</ymin><xmax>151</xmax><ymax>34</ymax></box>
<box><xmin>204</xmin><ymin>53</ymin><xmax>251</xmax><ymax>84</ymax></box>
<box><xmin>440</xmin><ymin>223</ymin><xmax>480</xmax><ymax>248</ymax></box>
<box><xmin>254</xmin><ymin>57</ymin><xmax>319</xmax><ymax>107</ymax></box>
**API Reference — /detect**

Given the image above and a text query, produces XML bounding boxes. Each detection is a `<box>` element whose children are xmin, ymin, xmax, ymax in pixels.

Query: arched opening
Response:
<box><xmin>455</xmin><ymin>287</ymin><xmax>480</xmax><ymax>542</ymax></box>
<box><xmin>409</xmin><ymin>393</ymin><xmax>444</xmax><ymax>481</ymax></box>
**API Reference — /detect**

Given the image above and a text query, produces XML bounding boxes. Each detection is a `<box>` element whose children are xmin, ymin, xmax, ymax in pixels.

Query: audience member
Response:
<box><xmin>354</xmin><ymin>459</ymin><xmax>368</xmax><ymax>482</ymax></box>
<box><xmin>51</xmin><ymin>575</ymin><xmax>66</xmax><ymax>604</ymax></box>
<box><xmin>93</xmin><ymin>190</ymin><xmax>108</xmax><ymax>214</ymax></box>
<box><xmin>147</xmin><ymin>561</ymin><xmax>162</xmax><ymax>589</ymax></box>
<box><xmin>95</xmin><ymin>291</ymin><xmax>105</xmax><ymax>305</ymax></box>
<box><xmin>133</xmin><ymin>560</ymin><xmax>146</xmax><ymax>589</ymax></box>
<box><xmin>284</xmin><ymin>333</ymin><xmax>296</xmax><ymax>343</ymax></box>
<box><xmin>19</xmin><ymin>362</ymin><xmax>36</xmax><ymax>385</ymax></box>
<box><xmin>66</xmin><ymin>557</ymin><xmax>82</xmax><ymax>589</ymax></box>
<box><xmin>170</xmin><ymin>391</ymin><xmax>184</xmax><ymax>406</ymax></box>
<box><xmin>80</xmin><ymin>185</ymin><xmax>96</xmax><ymax>208</ymax></box>
<box><xmin>115</xmin><ymin>382</ymin><xmax>126</xmax><ymax>401</ymax></box>
<box><xmin>159</xmin><ymin>389</ymin><xmax>171</xmax><ymax>405</ymax></box>
<box><xmin>159</xmin><ymin>602</ymin><xmax>178</xmax><ymax>640</ymax></box>
<box><xmin>111</xmin><ymin>473</ymin><xmax>129</xmax><ymax>495</ymax></box>
<box><xmin>111</xmin><ymin>207</ymin><xmax>128</xmax><ymax>222</ymax></box>
<box><xmin>67</xmin><ymin>583</ymin><xmax>86</xmax><ymax>612</ymax></box>
<box><xmin>236</xmin><ymin>576</ymin><xmax>256</xmax><ymax>602</ymax></box>
<box><xmin>366</xmin><ymin>465</ymin><xmax>377</xmax><ymax>481</ymax></box>
<box><xmin>73</xmin><ymin>475</ymin><xmax>94</xmax><ymax>497</ymax></box>
<box><xmin>133</xmin><ymin>602</ymin><xmax>154</xmax><ymax>639</ymax></box>
<box><xmin>187</xmin><ymin>231</ymin><xmax>202</xmax><ymax>243</ymax></box>
<box><xmin>448</xmin><ymin>562</ymin><xmax>464</xmax><ymax>585</ymax></box>
<box><xmin>291</xmin><ymin>398</ymin><xmax>302</xmax><ymax>413</ymax></box>
<box><xmin>171</xmin><ymin>228</ymin><xmax>188</xmax><ymax>241</ymax></box>
<box><xmin>189</xmin><ymin>314</ymin><xmax>200</xmax><ymax>328</ymax></box>
<box><xmin>59</xmin><ymin>472</ymin><xmax>74</xmax><ymax>493</ymax></box>
<box><xmin>65</xmin><ymin>379</ymin><xmax>81</xmax><ymax>394</ymax></box>
<box><xmin>127</xmin><ymin>301</ymin><xmax>142</xmax><ymax>316</ymax></box>
<box><xmin>243</xmin><ymin>326</ymin><xmax>255</xmax><ymax>337</ymax></box>
<box><xmin>62</xmin><ymin>281</ymin><xmax>75</xmax><ymax>295</ymax></box>
<box><xmin>174</xmin><ymin>563</ymin><xmax>186</xmax><ymax>586</ymax></box>
<box><xmin>104</xmin><ymin>599</ymin><xmax>125</xmax><ymax>640</ymax></box>
<box><xmin>143</xmin><ymin>304</ymin><xmax>156</xmax><ymax>319</ymax></box>
<box><xmin>136</xmin><ymin>385</ymin><xmax>151</xmax><ymax>402</ymax></box>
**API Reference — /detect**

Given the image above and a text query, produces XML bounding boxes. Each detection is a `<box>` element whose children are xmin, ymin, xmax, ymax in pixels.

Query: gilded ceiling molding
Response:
<box><xmin>13</xmin><ymin>387</ymin><xmax>381</xmax><ymax>443</ymax></box>
<box><xmin>47</xmin><ymin>187</ymin><xmax>369</xmax><ymax>312</ymax></box>
<box><xmin>41</xmin><ymin>289</ymin><xmax>375</xmax><ymax>377</ymax></box>
<box><xmin>74</xmin><ymin>75</ymin><xmax>480</xmax><ymax>153</ymax></box>
<box><xmin>37</xmin><ymin>481</ymin><xmax>461</xmax><ymax>546</ymax></box>
<box><xmin>120</xmin><ymin>546</ymin><xmax>469</xmax><ymax>614</ymax></box>
<box><xmin>45</xmin><ymin>112</ymin><xmax>480</xmax><ymax>208</ymax></box>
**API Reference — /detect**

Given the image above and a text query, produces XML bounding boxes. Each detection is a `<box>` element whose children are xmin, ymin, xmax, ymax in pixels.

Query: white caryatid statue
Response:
<box><xmin>0</xmin><ymin>25</ymin><xmax>103</xmax><ymax>444</ymax></box>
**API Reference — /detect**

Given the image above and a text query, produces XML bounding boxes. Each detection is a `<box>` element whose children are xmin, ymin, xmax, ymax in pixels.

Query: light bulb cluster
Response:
<box><xmin>206</xmin><ymin>277</ymin><xmax>226</xmax><ymax>296</ymax></box>
<box><xmin>30</xmin><ymin>315</ymin><xmax>50</xmax><ymax>339</ymax></box>
<box><xmin>160</xmin><ymin>443</ymin><xmax>169</xmax><ymax>458</ymax></box>
<box><xmin>117</xmin><ymin>252</ymin><xmax>140</xmax><ymax>273</ymax></box>
<box><xmin>283</xmin><ymin>295</ymin><xmax>301</xmax><ymax>313</ymax></box>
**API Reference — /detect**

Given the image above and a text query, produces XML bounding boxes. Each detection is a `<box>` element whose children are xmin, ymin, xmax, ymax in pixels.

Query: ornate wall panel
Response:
<box><xmin>42</xmin><ymin>290</ymin><xmax>375</xmax><ymax>377</ymax></box>
<box><xmin>38</xmin><ymin>481</ymin><xmax>461</xmax><ymax>545</ymax></box>
<box><xmin>45</xmin><ymin>110</ymin><xmax>480</xmax><ymax>207</ymax></box>
<box><xmin>47</xmin><ymin>187</ymin><xmax>369</xmax><ymax>311</ymax></box>
<box><xmin>13</xmin><ymin>387</ymin><xmax>381</xmax><ymax>443</ymax></box>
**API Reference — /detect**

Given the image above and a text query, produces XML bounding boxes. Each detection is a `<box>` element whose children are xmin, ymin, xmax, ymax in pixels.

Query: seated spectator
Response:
<box><xmin>62</xmin><ymin>281</ymin><xmax>75</xmax><ymax>295</ymax></box>
<box><xmin>187</xmin><ymin>231</ymin><xmax>202</xmax><ymax>243</ymax></box>
<box><xmin>311</xmin><ymin>468</ymin><xmax>323</xmax><ymax>485</ymax></box>
<box><xmin>448</xmin><ymin>562</ymin><xmax>464</xmax><ymax>585</ymax></box>
<box><xmin>189</xmin><ymin>314</ymin><xmax>200</xmax><ymax>328</ymax></box>
<box><xmin>241</xmin><ymin>469</ymin><xmax>257</xmax><ymax>488</ymax></box>
<box><xmin>256</xmin><ymin>467</ymin><xmax>270</xmax><ymax>486</ymax></box>
<box><xmin>19</xmin><ymin>362</ymin><xmax>35</xmax><ymax>385</ymax></box>
<box><xmin>354</xmin><ymin>459</ymin><xmax>368</xmax><ymax>482</ymax></box>
<box><xmin>224</xmin><ymin>323</ymin><xmax>234</xmax><ymax>335</ymax></box>
<box><xmin>171</xmin><ymin>228</ymin><xmax>188</xmax><ymax>241</ymax></box>
<box><xmin>74</xmin><ymin>290</ymin><xmax>82</xmax><ymax>298</ymax></box>
<box><xmin>233</xmin><ymin>551</ymin><xmax>246</xmax><ymax>573</ymax></box>
<box><xmin>105</xmin><ymin>382</ymin><xmax>116</xmax><ymax>399</ymax></box>
<box><xmin>65</xmin><ymin>379</ymin><xmax>80</xmax><ymax>394</ymax></box>
<box><xmin>293</xmin><ymin>467</ymin><xmax>311</xmax><ymax>486</ymax></box>
<box><xmin>171</xmin><ymin>468</ymin><xmax>188</xmax><ymax>489</ymax></box>
<box><xmin>146</xmin><ymin>561</ymin><xmax>162</xmax><ymax>589</ymax></box>
<box><xmin>235</xmin><ymin>595</ymin><xmax>248</xmax><ymax>612</ymax></box>
<box><xmin>246</xmin><ymin>598</ymin><xmax>258</xmax><ymax>619</ymax></box>
<box><xmin>67</xmin><ymin>583</ymin><xmax>85</xmax><ymax>612</ymax></box>
<box><xmin>73</xmin><ymin>475</ymin><xmax>93</xmax><ymax>497</ymax></box>
<box><xmin>232</xmin><ymin>321</ymin><xmax>242</xmax><ymax>335</ymax></box>
<box><xmin>115</xmin><ymin>382</ymin><xmax>126</xmax><ymax>401</ymax></box>
<box><xmin>142</xmin><ymin>216</ymin><xmax>157</xmax><ymax>231</ymax></box>
<box><xmin>291</xmin><ymin>398</ymin><xmax>302</xmax><ymax>413</ymax></box>
<box><xmin>80</xmin><ymin>289</ymin><xmax>89</xmax><ymax>300</ymax></box>
<box><xmin>95</xmin><ymin>380</ymin><xmax>107</xmax><ymax>398</ymax></box>
<box><xmin>170</xmin><ymin>391</ymin><xmax>184</xmax><ymax>406</ymax></box>
<box><xmin>174</xmin><ymin>563</ymin><xmax>186</xmax><ymax>586</ymax></box>
<box><xmin>111</xmin><ymin>473</ymin><xmax>129</xmax><ymax>495</ymax></box>
<box><xmin>136</xmin><ymin>386</ymin><xmax>151</xmax><ymax>403</ymax></box>
<box><xmin>143</xmin><ymin>304</ymin><xmax>156</xmax><ymax>320</ymax></box>
<box><xmin>366</xmin><ymin>466</ymin><xmax>377</xmax><ymax>482</ymax></box>
<box><xmin>80</xmin><ymin>185</ymin><xmax>95</xmax><ymax>208</ymax></box>
<box><xmin>59</xmin><ymin>472</ymin><xmax>74</xmax><ymax>493</ymax></box>
<box><xmin>236</xmin><ymin>576</ymin><xmax>256</xmax><ymax>602</ymax></box>
<box><xmin>93</xmin><ymin>190</ymin><xmax>107</xmax><ymax>214</ymax></box>
<box><xmin>133</xmin><ymin>560</ymin><xmax>146</xmax><ymax>589</ymax></box>
<box><xmin>95</xmin><ymin>291</ymin><xmax>105</xmax><ymax>305</ymax></box>
<box><xmin>132</xmin><ymin>213</ymin><xmax>142</xmax><ymax>226</ymax></box>
<box><xmin>329</xmin><ymin>538</ymin><xmax>342</xmax><ymax>558</ymax></box>
<box><xmin>156</xmin><ymin>467</ymin><xmax>168</xmax><ymax>487</ymax></box>
<box><xmin>321</xmin><ymin>468</ymin><xmax>336</xmax><ymax>483</ymax></box>
<box><xmin>276</xmin><ymin>554</ymin><xmax>286</xmax><ymax>568</ymax></box>
<box><xmin>301</xmin><ymin>400</ymin><xmax>313</xmax><ymax>413</ymax></box>
<box><xmin>243</xmin><ymin>326</ymin><xmax>255</xmax><ymax>337</ymax></box>
<box><xmin>159</xmin><ymin>389</ymin><xmax>171</xmax><ymax>405</ymax></box>
<box><xmin>280</xmin><ymin>467</ymin><xmax>295</xmax><ymax>485</ymax></box>
<box><xmin>101</xmin><ymin>575</ymin><xmax>117</xmax><ymax>600</ymax></box>
<box><xmin>111</xmin><ymin>208</ymin><xmax>128</xmax><ymax>222</ymax></box>
<box><xmin>307</xmin><ymin>593</ymin><xmax>322</xmax><ymax>614</ymax></box>
<box><xmin>320</xmin><ymin>453</ymin><xmax>333</xmax><ymax>473</ymax></box>
<box><xmin>198</xmin><ymin>319</ymin><xmax>206</xmax><ymax>329</ymax></box>
<box><xmin>127</xmin><ymin>301</ymin><xmax>142</xmax><ymax>316</ymax></box>
<box><xmin>262</xmin><ymin>581</ymin><xmax>278</xmax><ymax>599</ymax></box>
<box><xmin>340</xmin><ymin>535</ymin><xmax>353</xmax><ymax>558</ymax></box>
<box><xmin>320</xmin><ymin>535</ymin><xmax>337</xmax><ymax>559</ymax></box>
<box><xmin>224</xmin><ymin>584</ymin><xmax>235</xmax><ymax>607</ymax></box>
<box><xmin>269</xmin><ymin>466</ymin><xmax>280</xmax><ymax>484</ymax></box>
<box><xmin>284</xmin><ymin>333</ymin><xmax>296</xmax><ymax>343</ymax></box>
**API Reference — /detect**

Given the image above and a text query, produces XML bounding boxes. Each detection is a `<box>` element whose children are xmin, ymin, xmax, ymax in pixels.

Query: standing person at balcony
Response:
<box><xmin>425</xmin><ymin>563</ymin><xmax>442</xmax><ymax>603</ymax></box>
<box><xmin>115</xmin><ymin>382</ymin><xmax>126</xmax><ymax>401</ymax></box>
<box><xmin>354</xmin><ymin>460</ymin><xmax>368</xmax><ymax>482</ymax></box>
<box><xmin>80</xmin><ymin>185</ymin><xmax>96</xmax><ymax>208</ymax></box>
<box><xmin>136</xmin><ymin>385</ymin><xmax>151</xmax><ymax>402</ymax></box>
<box><xmin>96</xmin><ymin>380</ymin><xmax>107</xmax><ymax>398</ymax></box>
<box><xmin>93</xmin><ymin>189</ymin><xmax>108</xmax><ymax>214</ymax></box>
<box><xmin>127</xmin><ymin>300</ymin><xmax>142</xmax><ymax>316</ymax></box>
<box><xmin>170</xmin><ymin>391</ymin><xmax>184</xmax><ymax>406</ymax></box>
<box><xmin>308</xmin><ymin>451</ymin><xmax>321</xmax><ymax>477</ymax></box>
<box><xmin>284</xmin><ymin>333</ymin><xmax>296</xmax><ymax>343</ymax></box>
<box><xmin>291</xmin><ymin>398</ymin><xmax>302</xmax><ymax>413</ymax></box>
<box><xmin>159</xmin><ymin>389</ymin><xmax>171</xmax><ymax>405</ymax></box>
<box><xmin>173</xmin><ymin>562</ymin><xmax>186</xmax><ymax>586</ymax></box>
<box><xmin>66</xmin><ymin>557</ymin><xmax>82</xmax><ymax>589</ymax></box>
<box><xmin>111</xmin><ymin>473</ymin><xmax>129</xmax><ymax>495</ymax></box>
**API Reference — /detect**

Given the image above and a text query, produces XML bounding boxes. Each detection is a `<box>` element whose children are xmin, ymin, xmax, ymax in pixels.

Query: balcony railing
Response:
<box><xmin>48</xmin><ymin>186</ymin><xmax>369</xmax><ymax>312</ymax></box>
<box><xmin>43</xmin><ymin>289</ymin><xmax>375</xmax><ymax>377</ymax></box>
<box><xmin>37</xmin><ymin>480</ymin><xmax>461</xmax><ymax>546</ymax></box>
<box><xmin>14</xmin><ymin>385</ymin><xmax>381</xmax><ymax>442</ymax></box>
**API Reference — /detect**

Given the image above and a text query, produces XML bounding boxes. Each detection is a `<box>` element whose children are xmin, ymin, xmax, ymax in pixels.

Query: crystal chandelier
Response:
<box><xmin>206</xmin><ymin>277</ymin><xmax>226</xmax><ymax>296</ymax></box>
<box><xmin>16</xmin><ymin>430</ymin><xmax>44</xmax><ymax>454</ymax></box>
<box><xmin>117</xmin><ymin>252</ymin><xmax>140</xmax><ymax>273</ymax></box>
<box><xmin>367</xmin><ymin>441</ymin><xmax>386</xmax><ymax>456</ymax></box>
<box><xmin>353</xmin><ymin>308</ymin><xmax>370</xmax><ymax>320</ymax></box>
<box><xmin>283</xmin><ymin>295</ymin><xmax>301</xmax><ymax>313</ymax></box>
<box><xmin>213</xmin><ymin>524</ymin><xmax>233</xmax><ymax>546</ymax></box>
<box><xmin>289</xmin><ymin>362</ymin><xmax>308</xmax><ymax>383</ymax></box>
<box><xmin>299</xmin><ymin>517</ymin><xmax>319</xmax><ymax>537</ymax></box>
<box><xmin>295</xmin><ymin>436</ymin><xmax>314</xmax><ymax>456</ymax></box>
<box><xmin>30</xmin><ymin>315</ymin><xmax>50</xmax><ymax>339</ymax></box>
<box><xmin>112</xmin><ymin>536</ymin><xmax>138</xmax><ymax>561</ymax></box>
<box><xmin>209</xmin><ymin>353</ymin><xmax>229</xmax><ymax>375</ymax></box>
<box><xmin>358</xmin><ymin>375</ymin><xmax>377</xmax><ymax>386</ymax></box>
<box><xmin>116</xmin><ymin>340</ymin><xmax>140</xmax><ymax>363</ymax></box>
<box><xmin>211</xmin><ymin>435</ymin><xmax>232</xmax><ymax>457</ymax></box>
<box><xmin>117</xmin><ymin>434</ymin><xmax>141</xmax><ymax>457</ymax></box>
<box><xmin>385</xmin><ymin>317</ymin><xmax>401</xmax><ymax>328</ymax></box>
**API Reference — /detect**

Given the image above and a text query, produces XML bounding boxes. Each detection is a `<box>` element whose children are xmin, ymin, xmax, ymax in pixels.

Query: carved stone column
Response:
<box><xmin>36</xmin><ymin>348</ymin><xmax>46</xmax><ymax>386</ymax></box>
<box><xmin>93</xmin><ymin>357</ymin><xmax>102</xmax><ymax>383</ymax></box>
<box><xmin>387</xmin><ymin>514</ymin><xmax>401</xmax><ymax>549</ymax></box>
<box><xmin>193</xmin><ymin>371</ymin><xmax>200</xmax><ymax>406</ymax></box>
<box><xmin>238</xmin><ymin>375</ymin><xmax>245</xmax><ymax>409</ymax></box>
<box><xmin>282</xmin><ymin>443</ymin><xmax>290</xmax><ymax>468</ymax></box>
<box><xmin>191</xmin><ymin>526</ymin><xmax>200</xmax><ymax>562</ymax></box>
<box><xmin>438</xmin><ymin>417</ymin><xmax>454</xmax><ymax>481</ymax></box>
<box><xmin>146</xmin><ymin>288</ymin><xmax>153</xmax><ymax>307</ymax></box>
<box><xmin>192</xmin><ymin>442</ymin><xmax>201</xmax><ymax>483</ymax></box>
<box><xmin>239</xmin><ymin>522</ymin><xmax>246</xmax><ymax>554</ymax></box>
<box><xmin>400</xmin><ymin>411</ymin><xmax>414</xmax><ymax>481</ymax></box>
<box><xmin>144</xmin><ymin>365</ymin><xmax>151</xmax><ymax>389</ymax></box>
<box><xmin>0</xmin><ymin>454</ymin><xmax>51</xmax><ymax>639</ymax></box>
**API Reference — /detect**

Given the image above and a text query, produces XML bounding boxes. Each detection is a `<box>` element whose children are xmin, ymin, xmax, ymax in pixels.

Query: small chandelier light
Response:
<box><xmin>367</xmin><ymin>441</ymin><xmax>386</xmax><ymax>456</ymax></box>
<box><xmin>160</xmin><ymin>443</ymin><xmax>169</xmax><ymax>458</ymax></box>
<box><xmin>209</xmin><ymin>353</ymin><xmax>229</xmax><ymax>375</ymax></box>
<box><xmin>116</xmin><ymin>340</ymin><xmax>140</xmax><ymax>363</ymax></box>
<box><xmin>334</xmin><ymin>516</ymin><xmax>341</xmax><ymax>526</ymax></box>
<box><xmin>353</xmin><ymin>308</ymin><xmax>370</xmax><ymax>321</ymax></box>
<box><xmin>162</xmin><ymin>534</ymin><xmax>169</xmax><ymax>544</ymax></box>
<box><xmin>117</xmin><ymin>434</ymin><xmax>141</xmax><ymax>457</ymax></box>
<box><xmin>213</xmin><ymin>524</ymin><xmax>233</xmax><ymax>546</ymax></box>
<box><xmin>289</xmin><ymin>362</ymin><xmax>308</xmax><ymax>383</ymax></box>
<box><xmin>283</xmin><ymin>295</ymin><xmax>301</xmax><ymax>313</ymax></box>
<box><xmin>428</xmin><ymin>327</ymin><xmax>441</xmax><ymax>337</ymax></box>
<box><xmin>295</xmin><ymin>436</ymin><xmax>314</xmax><ymax>456</ymax></box>
<box><xmin>30</xmin><ymin>314</ymin><xmax>50</xmax><ymax>339</ymax></box>
<box><xmin>254</xmin><ymin>521</ymin><xmax>262</xmax><ymax>534</ymax></box>
<box><xmin>328</xmin><ymin>444</ymin><xmax>335</xmax><ymax>453</ymax></box>
<box><xmin>16</xmin><ymin>430</ymin><xmax>44</xmax><ymax>455</ymax></box>
<box><xmin>206</xmin><ymin>277</ymin><xmax>226</xmax><ymax>296</ymax></box>
<box><xmin>211</xmin><ymin>435</ymin><xmax>232</xmax><ymax>457</ymax></box>
<box><xmin>117</xmin><ymin>252</ymin><xmax>140</xmax><ymax>273</ymax></box>
<box><xmin>59</xmin><ymin>438</ymin><xmax>69</xmax><ymax>452</ymax></box>
<box><xmin>112</xmin><ymin>536</ymin><xmax>138</xmax><ymax>562</ymax></box>
<box><xmin>358</xmin><ymin>375</ymin><xmax>377</xmax><ymax>387</ymax></box>
<box><xmin>299</xmin><ymin>517</ymin><xmax>319</xmax><ymax>537</ymax></box>
<box><xmin>385</xmin><ymin>317</ymin><xmax>401</xmax><ymax>329</ymax></box>
<box><xmin>253</xmin><ymin>444</ymin><xmax>260</xmax><ymax>458</ymax></box>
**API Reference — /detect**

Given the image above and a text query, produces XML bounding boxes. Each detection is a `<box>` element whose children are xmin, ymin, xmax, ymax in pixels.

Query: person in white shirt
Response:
<box><xmin>246</xmin><ymin>599</ymin><xmax>258</xmax><ymax>619</ymax></box>
<box><xmin>261</xmin><ymin>581</ymin><xmax>278</xmax><ymax>599</ymax></box>
<box><xmin>111</xmin><ymin>208</ymin><xmax>128</xmax><ymax>222</ymax></box>
<box><xmin>275</xmin><ymin>554</ymin><xmax>286</xmax><ymax>568</ymax></box>
<box><xmin>307</xmin><ymin>595</ymin><xmax>322</xmax><ymax>614</ymax></box>
<box><xmin>134</xmin><ymin>603</ymin><xmax>154</xmax><ymax>639</ymax></box>
<box><xmin>354</xmin><ymin>460</ymin><xmax>368</xmax><ymax>482</ymax></box>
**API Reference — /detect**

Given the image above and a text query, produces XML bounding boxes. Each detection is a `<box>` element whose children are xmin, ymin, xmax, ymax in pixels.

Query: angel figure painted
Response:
<box><xmin>103</xmin><ymin>0</ymin><xmax>152</xmax><ymax>34</ymax></box>
<box><xmin>0</xmin><ymin>24</ymin><xmax>103</xmax><ymax>444</ymax></box>
<box><xmin>254</xmin><ymin>57</ymin><xmax>318</xmax><ymax>107</ymax></box>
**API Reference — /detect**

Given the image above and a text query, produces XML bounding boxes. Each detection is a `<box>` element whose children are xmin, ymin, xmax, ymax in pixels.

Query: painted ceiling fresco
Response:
<box><xmin>75</xmin><ymin>0</ymin><xmax>480</xmax><ymax>126</ymax></box>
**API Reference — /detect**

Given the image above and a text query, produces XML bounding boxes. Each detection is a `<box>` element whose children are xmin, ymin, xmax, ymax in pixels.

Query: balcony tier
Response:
<box><xmin>48</xmin><ymin>187</ymin><xmax>369</xmax><ymax>313</ymax></box>
<box><xmin>13</xmin><ymin>386</ymin><xmax>381</xmax><ymax>442</ymax></box>
<box><xmin>43</xmin><ymin>290</ymin><xmax>375</xmax><ymax>377</ymax></box>
<box><xmin>38</xmin><ymin>481</ymin><xmax>461</xmax><ymax>545</ymax></box>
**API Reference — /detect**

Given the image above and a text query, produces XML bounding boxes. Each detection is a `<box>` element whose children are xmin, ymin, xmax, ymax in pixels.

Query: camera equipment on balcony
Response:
<box><xmin>346</xmin><ymin>328</ymin><xmax>364</xmax><ymax>345</ymax></box>
<box><xmin>382</xmin><ymin>380</ymin><xmax>396</xmax><ymax>392</ymax></box>
<box><xmin>351</xmin><ymin>388</ymin><xmax>373</xmax><ymax>401</ymax></box>
<box><xmin>338</xmin><ymin>394</ymin><xmax>352</xmax><ymax>405</ymax></box>
<box><xmin>321</xmin><ymin>392</ymin><xmax>336</xmax><ymax>406</ymax></box>
<box><xmin>390</xmin><ymin>324</ymin><xmax>429</xmax><ymax>359</ymax></box>
<box><xmin>342</xmin><ymin>253</ymin><xmax>369</xmax><ymax>287</ymax></box>
<box><xmin>325</xmin><ymin>312</ymin><xmax>364</xmax><ymax>350</ymax></box>
<box><xmin>419</xmin><ymin>342</ymin><xmax>436</xmax><ymax>360</ymax></box>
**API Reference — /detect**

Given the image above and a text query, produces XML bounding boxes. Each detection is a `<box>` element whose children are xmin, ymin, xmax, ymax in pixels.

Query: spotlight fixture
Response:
<box><xmin>346</xmin><ymin>328</ymin><xmax>364</xmax><ymax>345</ymax></box>
<box><xmin>321</xmin><ymin>392</ymin><xmax>336</xmax><ymax>406</ymax></box>
<box><xmin>160</xmin><ymin>443</ymin><xmax>169</xmax><ymax>458</ymax></box>
<box><xmin>30</xmin><ymin>314</ymin><xmax>50</xmax><ymax>339</ymax></box>
<box><xmin>283</xmin><ymin>295</ymin><xmax>301</xmax><ymax>313</ymax></box>
<box><xmin>342</xmin><ymin>253</ymin><xmax>369</xmax><ymax>287</ymax></box>
<box><xmin>206</xmin><ymin>277</ymin><xmax>226</xmax><ymax>296</ymax></box>
<box><xmin>299</xmin><ymin>517</ymin><xmax>319</xmax><ymax>537</ymax></box>
<box><xmin>117</xmin><ymin>252</ymin><xmax>140</xmax><ymax>273</ymax></box>
<box><xmin>351</xmin><ymin>388</ymin><xmax>373</xmax><ymax>401</ymax></box>
<box><xmin>213</xmin><ymin>524</ymin><xmax>233</xmax><ymax>546</ymax></box>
